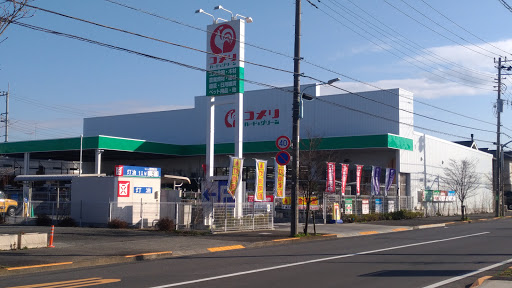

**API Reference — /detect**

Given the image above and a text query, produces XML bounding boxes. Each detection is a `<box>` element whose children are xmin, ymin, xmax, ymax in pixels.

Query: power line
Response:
<box><xmin>384</xmin><ymin>0</ymin><xmax>496</xmax><ymax>59</ymax></box>
<box><xmin>315</xmin><ymin>1</ymin><xmax>494</xmax><ymax>91</ymax></box>
<box><xmin>11</xmin><ymin>21</ymin><xmax>499</xmax><ymax>144</ymax></box>
<box><xmin>419</xmin><ymin>0</ymin><xmax>512</xmax><ymax>56</ymax></box>
<box><xmin>498</xmin><ymin>0</ymin><xmax>512</xmax><ymax>14</ymax></box>
<box><xmin>104</xmin><ymin>0</ymin><xmax>502</xmax><ymax>130</ymax></box>
<box><xmin>21</xmin><ymin>2</ymin><xmax>296</xmax><ymax>76</ymax></box>
<box><xmin>399</xmin><ymin>0</ymin><xmax>502</xmax><ymax>57</ymax></box>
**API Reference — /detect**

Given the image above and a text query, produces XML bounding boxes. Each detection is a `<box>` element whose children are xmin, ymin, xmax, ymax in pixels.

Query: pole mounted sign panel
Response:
<box><xmin>276</xmin><ymin>135</ymin><xmax>291</xmax><ymax>150</ymax></box>
<box><xmin>206</xmin><ymin>20</ymin><xmax>245</xmax><ymax>96</ymax></box>
<box><xmin>276</xmin><ymin>151</ymin><xmax>291</xmax><ymax>166</ymax></box>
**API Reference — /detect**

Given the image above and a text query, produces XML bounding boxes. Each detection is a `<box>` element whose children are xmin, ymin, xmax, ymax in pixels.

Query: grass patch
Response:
<box><xmin>496</xmin><ymin>267</ymin><xmax>512</xmax><ymax>278</ymax></box>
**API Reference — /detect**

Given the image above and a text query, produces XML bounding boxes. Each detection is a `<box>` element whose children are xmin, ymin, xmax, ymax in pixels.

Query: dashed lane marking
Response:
<box><xmin>6</xmin><ymin>277</ymin><xmax>121</xmax><ymax>288</ymax></box>
<box><xmin>125</xmin><ymin>251</ymin><xmax>172</xmax><ymax>258</ymax></box>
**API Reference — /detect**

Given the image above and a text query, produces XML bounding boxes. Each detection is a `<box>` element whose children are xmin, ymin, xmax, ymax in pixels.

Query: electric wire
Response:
<box><xmin>344</xmin><ymin>0</ymin><xmax>495</xmax><ymax>79</ymax></box>
<box><xmin>315</xmin><ymin>2</ymin><xmax>493</xmax><ymax>91</ymax></box>
<box><xmin>420</xmin><ymin>0</ymin><xmax>512</xmax><ymax>56</ymax></box>
<box><xmin>399</xmin><ymin>0</ymin><xmax>502</xmax><ymax>57</ymax></box>
<box><xmin>324</xmin><ymin>0</ymin><xmax>493</xmax><ymax>84</ymax></box>
<box><xmin>104</xmin><ymin>0</ymin><xmax>503</xmax><ymax>130</ymax></box>
<box><xmin>13</xmin><ymin>20</ymin><xmax>501</xmax><ymax>144</ymax></box>
<box><xmin>20</xmin><ymin>2</ymin><xmax>296</xmax><ymax>76</ymax></box>
<box><xmin>499</xmin><ymin>0</ymin><xmax>512</xmax><ymax>14</ymax></box>
<box><xmin>384</xmin><ymin>0</ymin><xmax>496</xmax><ymax>59</ymax></box>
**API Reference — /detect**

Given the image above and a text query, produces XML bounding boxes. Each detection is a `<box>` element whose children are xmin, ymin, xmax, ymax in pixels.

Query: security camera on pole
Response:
<box><xmin>196</xmin><ymin>6</ymin><xmax>252</xmax><ymax>219</ymax></box>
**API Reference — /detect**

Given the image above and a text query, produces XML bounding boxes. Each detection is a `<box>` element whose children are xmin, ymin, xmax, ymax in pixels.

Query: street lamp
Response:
<box><xmin>299</xmin><ymin>78</ymin><xmax>340</xmax><ymax>118</ymax></box>
<box><xmin>214</xmin><ymin>5</ymin><xmax>253</xmax><ymax>23</ymax></box>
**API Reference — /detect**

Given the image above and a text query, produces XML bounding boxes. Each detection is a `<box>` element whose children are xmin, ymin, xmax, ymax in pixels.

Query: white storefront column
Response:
<box><xmin>94</xmin><ymin>149</ymin><xmax>103</xmax><ymax>174</ymax></box>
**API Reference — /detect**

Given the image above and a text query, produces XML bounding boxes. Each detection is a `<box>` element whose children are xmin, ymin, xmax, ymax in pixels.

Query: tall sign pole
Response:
<box><xmin>291</xmin><ymin>0</ymin><xmax>301</xmax><ymax>236</ymax></box>
<box><xmin>205</xmin><ymin>17</ymin><xmax>246</xmax><ymax>217</ymax></box>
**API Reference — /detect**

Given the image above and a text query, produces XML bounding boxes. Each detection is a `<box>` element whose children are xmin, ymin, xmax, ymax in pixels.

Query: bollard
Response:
<box><xmin>48</xmin><ymin>225</ymin><xmax>55</xmax><ymax>248</ymax></box>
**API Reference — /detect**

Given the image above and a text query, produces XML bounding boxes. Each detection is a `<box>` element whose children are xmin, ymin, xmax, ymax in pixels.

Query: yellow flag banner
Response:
<box><xmin>227</xmin><ymin>156</ymin><xmax>243</xmax><ymax>198</ymax></box>
<box><xmin>274</xmin><ymin>160</ymin><xmax>286</xmax><ymax>198</ymax></box>
<box><xmin>255</xmin><ymin>159</ymin><xmax>267</xmax><ymax>201</ymax></box>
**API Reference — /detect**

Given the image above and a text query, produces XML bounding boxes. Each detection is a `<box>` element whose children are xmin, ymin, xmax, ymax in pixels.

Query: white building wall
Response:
<box><xmin>84</xmin><ymin>87</ymin><xmax>413</xmax><ymax>145</ymax></box>
<box><xmin>400</xmin><ymin>132</ymin><xmax>493</xmax><ymax>215</ymax></box>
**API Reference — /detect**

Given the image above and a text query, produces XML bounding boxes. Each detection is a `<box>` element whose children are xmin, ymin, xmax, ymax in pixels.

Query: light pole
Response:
<box><xmin>290</xmin><ymin>78</ymin><xmax>340</xmax><ymax>236</ymax></box>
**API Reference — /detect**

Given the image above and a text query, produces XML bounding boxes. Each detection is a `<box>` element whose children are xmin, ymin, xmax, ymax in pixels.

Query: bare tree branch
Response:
<box><xmin>0</xmin><ymin>0</ymin><xmax>34</xmax><ymax>39</ymax></box>
<box><xmin>441</xmin><ymin>158</ymin><xmax>480</xmax><ymax>220</ymax></box>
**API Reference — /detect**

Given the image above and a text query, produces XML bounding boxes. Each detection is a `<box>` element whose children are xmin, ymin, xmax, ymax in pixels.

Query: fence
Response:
<box><xmin>2</xmin><ymin>197</ymin><xmax>412</xmax><ymax>229</ymax></box>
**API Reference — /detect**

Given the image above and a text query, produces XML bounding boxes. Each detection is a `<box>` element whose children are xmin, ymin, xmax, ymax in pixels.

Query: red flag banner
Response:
<box><xmin>340</xmin><ymin>164</ymin><xmax>349</xmax><ymax>196</ymax></box>
<box><xmin>326</xmin><ymin>162</ymin><xmax>336</xmax><ymax>193</ymax></box>
<box><xmin>356</xmin><ymin>165</ymin><xmax>363</xmax><ymax>196</ymax></box>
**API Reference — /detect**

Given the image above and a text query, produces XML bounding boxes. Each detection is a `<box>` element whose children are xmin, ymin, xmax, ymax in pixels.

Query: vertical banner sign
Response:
<box><xmin>384</xmin><ymin>168</ymin><xmax>396</xmax><ymax>196</ymax></box>
<box><xmin>340</xmin><ymin>164</ymin><xmax>349</xmax><ymax>196</ymax></box>
<box><xmin>326</xmin><ymin>162</ymin><xmax>336</xmax><ymax>193</ymax></box>
<box><xmin>375</xmin><ymin>198</ymin><xmax>383</xmax><ymax>213</ymax></box>
<box><xmin>362</xmin><ymin>199</ymin><xmax>370</xmax><ymax>214</ymax></box>
<box><xmin>345</xmin><ymin>198</ymin><xmax>353</xmax><ymax>214</ymax></box>
<box><xmin>333</xmin><ymin>203</ymin><xmax>340</xmax><ymax>220</ymax></box>
<box><xmin>371</xmin><ymin>166</ymin><xmax>381</xmax><ymax>196</ymax></box>
<box><xmin>227</xmin><ymin>156</ymin><xmax>243</xmax><ymax>198</ymax></box>
<box><xmin>274</xmin><ymin>160</ymin><xmax>286</xmax><ymax>198</ymax></box>
<box><xmin>355</xmin><ymin>165</ymin><xmax>363</xmax><ymax>196</ymax></box>
<box><xmin>255</xmin><ymin>159</ymin><xmax>267</xmax><ymax>201</ymax></box>
<box><xmin>206</xmin><ymin>20</ymin><xmax>245</xmax><ymax>96</ymax></box>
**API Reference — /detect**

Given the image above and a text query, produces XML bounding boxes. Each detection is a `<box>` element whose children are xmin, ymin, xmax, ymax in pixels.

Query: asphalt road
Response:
<box><xmin>3</xmin><ymin>219</ymin><xmax>512</xmax><ymax>288</ymax></box>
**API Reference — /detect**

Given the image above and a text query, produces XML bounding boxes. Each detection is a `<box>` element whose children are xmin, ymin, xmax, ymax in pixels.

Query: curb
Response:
<box><xmin>0</xmin><ymin>233</ymin><xmax>338</xmax><ymax>277</ymax></box>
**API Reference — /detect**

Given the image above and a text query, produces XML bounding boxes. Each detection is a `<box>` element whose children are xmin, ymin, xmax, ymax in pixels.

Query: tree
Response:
<box><xmin>0</xmin><ymin>0</ymin><xmax>33</xmax><ymax>41</ymax></box>
<box><xmin>299</xmin><ymin>132</ymin><xmax>333</xmax><ymax>235</ymax></box>
<box><xmin>442</xmin><ymin>158</ymin><xmax>480</xmax><ymax>220</ymax></box>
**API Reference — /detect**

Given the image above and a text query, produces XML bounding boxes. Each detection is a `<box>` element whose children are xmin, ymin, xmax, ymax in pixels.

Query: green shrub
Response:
<box><xmin>156</xmin><ymin>217</ymin><xmax>175</xmax><ymax>231</ymax></box>
<box><xmin>36</xmin><ymin>214</ymin><xmax>52</xmax><ymax>226</ymax></box>
<box><xmin>58</xmin><ymin>217</ymin><xmax>76</xmax><ymax>227</ymax></box>
<box><xmin>340</xmin><ymin>210</ymin><xmax>423</xmax><ymax>223</ymax></box>
<box><xmin>108</xmin><ymin>218</ymin><xmax>128</xmax><ymax>229</ymax></box>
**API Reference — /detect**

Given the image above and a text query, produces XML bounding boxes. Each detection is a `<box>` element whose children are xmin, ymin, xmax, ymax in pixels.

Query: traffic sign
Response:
<box><xmin>275</xmin><ymin>135</ymin><xmax>291</xmax><ymax>150</ymax></box>
<box><xmin>275</xmin><ymin>151</ymin><xmax>291</xmax><ymax>166</ymax></box>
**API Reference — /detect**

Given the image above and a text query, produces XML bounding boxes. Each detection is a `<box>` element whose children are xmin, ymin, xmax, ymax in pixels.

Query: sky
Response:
<box><xmin>1</xmin><ymin>0</ymin><xmax>511</xmax><ymax>150</ymax></box>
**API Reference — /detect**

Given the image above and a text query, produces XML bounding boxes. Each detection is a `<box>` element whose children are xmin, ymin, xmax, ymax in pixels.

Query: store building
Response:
<box><xmin>0</xmin><ymin>85</ymin><xmax>494</xmax><ymax>216</ymax></box>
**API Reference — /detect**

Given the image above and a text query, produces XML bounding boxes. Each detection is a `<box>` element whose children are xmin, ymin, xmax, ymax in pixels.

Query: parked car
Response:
<box><xmin>0</xmin><ymin>191</ymin><xmax>18</xmax><ymax>217</ymax></box>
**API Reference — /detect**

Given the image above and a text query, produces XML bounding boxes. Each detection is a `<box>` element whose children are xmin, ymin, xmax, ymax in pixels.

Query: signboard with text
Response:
<box><xmin>206</xmin><ymin>20</ymin><xmax>245</xmax><ymax>96</ymax></box>
<box><xmin>115</xmin><ymin>165</ymin><xmax>161</xmax><ymax>178</ymax></box>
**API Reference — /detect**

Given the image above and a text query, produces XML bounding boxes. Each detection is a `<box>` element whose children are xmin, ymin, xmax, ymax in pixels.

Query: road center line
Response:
<box><xmin>148</xmin><ymin>231</ymin><xmax>490</xmax><ymax>288</ymax></box>
<box><xmin>422</xmin><ymin>257</ymin><xmax>512</xmax><ymax>288</ymax></box>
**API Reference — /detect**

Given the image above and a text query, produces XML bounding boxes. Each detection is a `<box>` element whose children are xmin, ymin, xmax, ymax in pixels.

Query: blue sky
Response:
<box><xmin>1</xmin><ymin>0</ymin><xmax>511</xmax><ymax>149</ymax></box>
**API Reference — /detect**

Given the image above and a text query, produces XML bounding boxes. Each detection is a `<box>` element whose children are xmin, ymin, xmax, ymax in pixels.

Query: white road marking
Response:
<box><xmin>422</xmin><ymin>257</ymin><xmax>512</xmax><ymax>288</ymax></box>
<box><xmin>148</xmin><ymin>231</ymin><xmax>489</xmax><ymax>288</ymax></box>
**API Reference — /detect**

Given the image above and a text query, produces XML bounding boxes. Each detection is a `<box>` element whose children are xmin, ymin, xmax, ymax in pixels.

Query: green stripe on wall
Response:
<box><xmin>0</xmin><ymin>134</ymin><xmax>412</xmax><ymax>156</ymax></box>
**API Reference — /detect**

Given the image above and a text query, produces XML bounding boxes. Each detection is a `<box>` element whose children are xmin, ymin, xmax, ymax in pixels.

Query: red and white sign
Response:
<box><xmin>248</xmin><ymin>195</ymin><xmax>274</xmax><ymax>202</ymax></box>
<box><xmin>356</xmin><ymin>165</ymin><xmax>363</xmax><ymax>196</ymax></box>
<box><xmin>118</xmin><ymin>181</ymin><xmax>130</xmax><ymax>198</ymax></box>
<box><xmin>276</xmin><ymin>135</ymin><xmax>291</xmax><ymax>150</ymax></box>
<box><xmin>340</xmin><ymin>164</ymin><xmax>349</xmax><ymax>196</ymax></box>
<box><xmin>326</xmin><ymin>162</ymin><xmax>336</xmax><ymax>193</ymax></box>
<box><xmin>115</xmin><ymin>165</ymin><xmax>124</xmax><ymax>176</ymax></box>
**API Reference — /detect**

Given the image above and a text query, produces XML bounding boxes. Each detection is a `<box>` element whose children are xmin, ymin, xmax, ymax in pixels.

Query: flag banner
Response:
<box><xmin>384</xmin><ymin>168</ymin><xmax>396</xmax><ymax>196</ymax></box>
<box><xmin>227</xmin><ymin>156</ymin><xmax>243</xmax><ymax>198</ymax></box>
<box><xmin>274</xmin><ymin>160</ymin><xmax>286</xmax><ymax>198</ymax></box>
<box><xmin>356</xmin><ymin>165</ymin><xmax>363</xmax><ymax>196</ymax></box>
<box><xmin>255</xmin><ymin>159</ymin><xmax>267</xmax><ymax>201</ymax></box>
<box><xmin>326</xmin><ymin>162</ymin><xmax>336</xmax><ymax>193</ymax></box>
<box><xmin>340</xmin><ymin>163</ymin><xmax>349</xmax><ymax>196</ymax></box>
<box><xmin>371</xmin><ymin>166</ymin><xmax>381</xmax><ymax>196</ymax></box>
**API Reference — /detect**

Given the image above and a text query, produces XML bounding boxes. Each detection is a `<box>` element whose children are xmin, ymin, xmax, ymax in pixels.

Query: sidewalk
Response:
<box><xmin>0</xmin><ymin>212</ymin><xmax>510</xmax><ymax>281</ymax></box>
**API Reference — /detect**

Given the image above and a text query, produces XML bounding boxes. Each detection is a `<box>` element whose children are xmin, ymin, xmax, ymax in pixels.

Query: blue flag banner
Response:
<box><xmin>384</xmin><ymin>168</ymin><xmax>396</xmax><ymax>196</ymax></box>
<box><xmin>371</xmin><ymin>166</ymin><xmax>381</xmax><ymax>196</ymax></box>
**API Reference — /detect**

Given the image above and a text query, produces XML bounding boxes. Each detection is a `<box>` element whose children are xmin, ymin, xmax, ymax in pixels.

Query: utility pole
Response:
<box><xmin>0</xmin><ymin>86</ymin><xmax>8</xmax><ymax>142</ymax></box>
<box><xmin>291</xmin><ymin>0</ymin><xmax>301</xmax><ymax>236</ymax></box>
<box><xmin>494</xmin><ymin>57</ymin><xmax>512</xmax><ymax>217</ymax></box>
